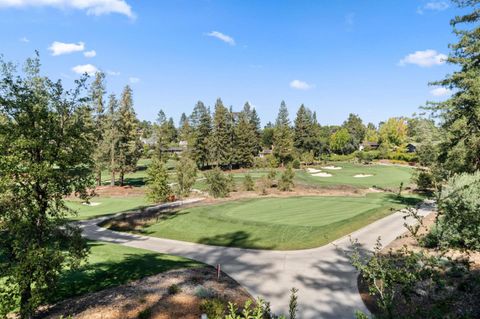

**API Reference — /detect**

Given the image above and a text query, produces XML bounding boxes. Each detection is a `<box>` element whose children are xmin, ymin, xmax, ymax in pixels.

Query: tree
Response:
<box><xmin>175</xmin><ymin>156</ymin><xmax>197</xmax><ymax>197</ymax></box>
<box><xmin>379</xmin><ymin>117</ymin><xmax>408</xmax><ymax>147</ymax></box>
<box><xmin>0</xmin><ymin>55</ymin><xmax>93</xmax><ymax>318</ymax></box>
<box><xmin>117</xmin><ymin>85</ymin><xmax>142</xmax><ymax>186</ymax></box>
<box><xmin>364</xmin><ymin>123</ymin><xmax>379</xmax><ymax>144</ymax></box>
<box><xmin>190</xmin><ymin>101</ymin><xmax>211</xmax><ymax>169</ymax></box>
<box><xmin>293</xmin><ymin>104</ymin><xmax>316</xmax><ymax>153</ymax></box>
<box><xmin>103</xmin><ymin>94</ymin><xmax>120</xmax><ymax>186</ymax></box>
<box><xmin>243</xmin><ymin>174</ymin><xmax>254</xmax><ymax>191</ymax></box>
<box><xmin>204</xmin><ymin>167</ymin><xmax>229</xmax><ymax>198</ymax></box>
<box><xmin>178</xmin><ymin>112</ymin><xmax>192</xmax><ymax>143</ymax></box>
<box><xmin>90</xmin><ymin>71</ymin><xmax>107</xmax><ymax>186</ymax></box>
<box><xmin>278</xmin><ymin>165</ymin><xmax>295</xmax><ymax>191</ymax></box>
<box><xmin>343</xmin><ymin>113</ymin><xmax>366</xmax><ymax>149</ymax></box>
<box><xmin>146</xmin><ymin>158</ymin><xmax>172</xmax><ymax>203</ymax></box>
<box><xmin>155</xmin><ymin>110</ymin><xmax>177</xmax><ymax>161</ymax></box>
<box><xmin>273</xmin><ymin>101</ymin><xmax>294</xmax><ymax>165</ymax></box>
<box><xmin>249</xmin><ymin>106</ymin><xmax>262</xmax><ymax>154</ymax></box>
<box><xmin>235</xmin><ymin>110</ymin><xmax>257</xmax><ymax>167</ymax></box>
<box><xmin>329</xmin><ymin>128</ymin><xmax>352</xmax><ymax>154</ymax></box>
<box><xmin>210</xmin><ymin>98</ymin><xmax>235</xmax><ymax>168</ymax></box>
<box><xmin>262</xmin><ymin>122</ymin><xmax>275</xmax><ymax>148</ymax></box>
<box><xmin>425</xmin><ymin>1</ymin><xmax>480</xmax><ymax>173</ymax></box>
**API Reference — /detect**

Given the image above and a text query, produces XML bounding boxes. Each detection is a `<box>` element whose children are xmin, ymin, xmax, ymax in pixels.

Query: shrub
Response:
<box><xmin>257</xmin><ymin>176</ymin><xmax>270</xmax><ymax>195</ymax></box>
<box><xmin>436</xmin><ymin>171</ymin><xmax>480</xmax><ymax>250</ymax></box>
<box><xmin>278</xmin><ymin>165</ymin><xmax>295</xmax><ymax>191</ymax></box>
<box><xmin>243</xmin><ymin>174</ymin><xmax>254</xmax><ymax>191</ymax></box>
<box><xmin>227</xmin><ymin>173</ymin><xmax>236</xmax><ymax>192</ymax></box>
<box><xmin>146</xmin><ymin>158</ymin><xmax>172</xmax><ymax>203</ymax></box>
<box><xmin>204</xmin><ymin>167</ymin><xmax>230</xmax><ymax>198</ymax></box>
<box><xmin>175</xmin><ymin>156</ymin><xmax>197</xmax><ymax>197</ymax></box>
<box><xmin>292</xmin><ymin>158</ymin><xmax>301</xmax><ymax>169</ymax></box>
<box><xmin>138</xmin><ymin>308</ymin><xmax>152</xmax><ymax>319</ymax></box>
<box><xmin>200</xmin><ymin>298</ymin><xmax>226</xmax><ymax>319</ymax></box>
<box><xmin>412</xmin><ymin>169</ymin><xmax>434</xmax><ymax>191</ymax></box>
<box><xmin>167</xmin><ymin>283</ymin><xmax>181</xmax><ymax>295</ymax></box>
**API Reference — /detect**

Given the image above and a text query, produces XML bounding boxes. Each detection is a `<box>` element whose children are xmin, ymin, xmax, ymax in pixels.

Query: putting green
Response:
<box><xmin>131</xmin><ymin>193</ymin><xmax>421</xmax><ymax>250</ymax></box>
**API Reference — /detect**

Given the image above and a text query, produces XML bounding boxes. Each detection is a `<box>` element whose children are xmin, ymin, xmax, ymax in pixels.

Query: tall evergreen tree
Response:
<box><xmin>178</xmin><ymin>112</ymin><xmax>192</xmax><ymax>142</ymax></box>
<box><xmin>273</xmin><ymin>101</ymin><xmax>294</xmax><ymax>165</ymax></box>
<box><xmin>155</xmin><ymin>110</ymin><xmax>177</xmax><ymax>160</ymax></box>
<box><xmin>90</xmin><ymin>71</ymin><xmax>107</xmax><ymax>186</ymax></box>
<box><xmin>190</xmin><ymin>101</ymin><xmax>211</xmax><ymax>168</ymax></box>
<box><xmin>248</xmin><ymin>105</ymin><xmax>262</xmax><ymax>155</ymax></box>
<box><xmin>103</xmin><ymin>94</ymin><xmax>119</xmax><ymax>186</ymax></box>
<box><xmin>343</xmin><ymin>113</ymin><xmax>366</xmax><ymax>149</ymax></box>
<box><xmin>235</xmin><ymin>110</ymin><xmax>257</xmax><ymax>167</ymax></box>
<box><xmin>117</xmin><ymin>85</ymin><xmax>142</xmax><ymax>186</ymax></box>
<box><xmin>428</xmin><ymin>0</ymin><xmax>480</xmax><ymax>173</ymax></box>
<box><xmin>210</xmin><ymin>98</ymin><xmax>235</xmax><ymax>168</ymax></box>
<box><xmin>293</xmin><ymin>104</ymin><xmax>316</xmax><ymax>153</ymax></box>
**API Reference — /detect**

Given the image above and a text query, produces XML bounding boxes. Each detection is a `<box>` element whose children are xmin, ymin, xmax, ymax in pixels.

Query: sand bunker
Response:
<box><xmin>82</xmin><ymin>202</ymin><xmax>101</xmax><ymax>206</ymax></box>
<box><xmin>353</xmin><ymin>174</ymin><xmax>373</xmax><ymax>178</ymax></box>
<box><xmin>322</xmin><ymin>166</ymin><xmax>342</xmax><ymax>170</ymax></box>
<box><xmin>311</xmin><ymin>172</ymin><xmax>333</xmax><ymax>177</ymax></box>
<box><xmin>307</xmin><ymin>168</ymin><xmax>322</xmax><ymax>173</ymax></box>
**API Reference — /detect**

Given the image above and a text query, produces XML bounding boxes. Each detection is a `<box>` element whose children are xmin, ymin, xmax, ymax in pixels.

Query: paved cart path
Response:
<box><xmin>78</xmin><ymin>198</ymin><xmax>434</xmax><ymax>319</ymax></box>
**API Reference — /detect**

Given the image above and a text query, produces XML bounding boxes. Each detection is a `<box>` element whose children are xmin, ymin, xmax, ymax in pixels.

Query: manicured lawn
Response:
<box><xmin>66</xmin><ymin>196</ymin><xmax>150</xmax><ymax>220</ymax></box>
<box><xmin>132</xmin><ymin>193</ymin><xmax>421</xmax><ymax>250</ymax></box>
<box><xmin>51</xmin><ymin>241</ymin><xmax>202</xmax><ymax>304</ymax></box>
<box><xmin>296</xmin><ymin>163</ymin><xmax>414</xmax><ymax>189</ymax></box>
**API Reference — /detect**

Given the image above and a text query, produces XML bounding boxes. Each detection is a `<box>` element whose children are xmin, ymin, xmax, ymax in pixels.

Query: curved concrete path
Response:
<box><xmin>78</xmin><ymin>198</ymin><xmax>434</xmax><ymax>319</ymax></box>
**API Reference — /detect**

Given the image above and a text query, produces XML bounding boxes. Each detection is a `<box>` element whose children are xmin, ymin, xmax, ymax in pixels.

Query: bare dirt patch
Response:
<box><xmin>36</xmin><ymin>267</ymin><xmax>251</xmax><ymax>319</ymax></box>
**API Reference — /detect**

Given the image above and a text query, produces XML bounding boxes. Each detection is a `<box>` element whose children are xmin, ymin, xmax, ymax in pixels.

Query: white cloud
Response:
<box><xmin>19</xmin><ymin>36</ymin><xmax>29</xmax><ymax>43</ymax></box>
<box><xmin>417</xmin><ymin>1</ymin><xmax>449</xmax><ymax>14</ymax></box>
<box><xmin>84</xmin><ymin>50</ymin><xmax>96</xmax><ymax>58</ymax></box>
<box><xmin>398</xmin><ymin>49</ymin><xmax>447</xmax><ymax>67</ymax></box>
<box><xmin>49</xmin><ymin>41</ymin><xmax>85</xmax><ymax>56</ymax></box>
<box><xmin>430</xmin><ymin>87</ymin><xmax>451</xmax><ymax>96</ymax></box>
<box><xmin>72</xmin><ymin>64</ymin><xmax>98</xmax><ymax>75</ymax></box>
<box><xmin>0</xmin><ymin>0</ymin><xmax>135</xmax><ymax>18</ymax></box>
<box><xmin>290</xmin><ymin>79</ymin><xmax>314</xmax><ymax>90</ymax></box>
<box><xmin>107</xmin><ymin>70</ymin><xmax>120</xmax><ymax>76</ymax></box>
<box><xmin>205</xmin><ymin>31</ymin><xmax>236</xmax><ymax>46</ymax></box>
<box><xmin>129</xmin><ymin>77</ymin><xmax>140</xmax><ymax>84</ymax></box>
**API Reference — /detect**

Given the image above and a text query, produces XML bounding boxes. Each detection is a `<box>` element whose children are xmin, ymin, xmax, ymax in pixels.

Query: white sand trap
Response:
<box><xmin>307</xmin><ymin>168</ymin><xmax>322</xmax><ymax>173</ymax></box>
<box><xmin>353</xmin><ymin>174</ymin><xmax>373</xmax><ymax>178</ymax></box>
<box><xmin>322</xmin><ymin>166</ymin><xmax>342</xmax><ymax>170</ymax></box>
<box><xmin>312</xmin><ymin>172</ymin><xmax>333</xmax><ymax>177</ymax></box>
<box><xmin>82</xmin><ymin>202</ymin><xmax>101</xmax><ymax>206</ymax></box>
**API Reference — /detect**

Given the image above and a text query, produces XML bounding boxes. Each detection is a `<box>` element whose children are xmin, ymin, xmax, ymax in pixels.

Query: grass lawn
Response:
<box><xmin>130</xmin><ymin>193</ymin><xmax>421</xmax><ymax>250</ymax></box>
<box><xmin>51</xmin><ymin>241</ymin><xmax>202</xmax><ymax>304</ymax></box>
<box><xmin>66</xmin><ymin>196</ymin><xmax>150</xmax><ymax>221</ymax></box>
<box><xmin>296</xmin><ymin>163</ymin><xmax>414</xmax><ymax>189</ymax></box>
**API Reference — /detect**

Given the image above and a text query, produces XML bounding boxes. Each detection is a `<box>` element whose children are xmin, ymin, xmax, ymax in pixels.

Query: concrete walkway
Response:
<box><xmin>78</xmin><ymin>198</ymin><xmax>434</xmax><ymax>319</ymax></box>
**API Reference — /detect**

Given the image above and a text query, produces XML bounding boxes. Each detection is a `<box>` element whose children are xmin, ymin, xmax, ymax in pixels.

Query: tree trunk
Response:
<box><xmin>110</xmin><ymin>140</ymin><xmax>115</xmax><ymax>186</ymax></box>
<box><xmin>20</xmin><ymin>282</ymin><xmax>32</xmax><ymax>319</ymax></box>
<box><xmin>120</xmin><ymin>171</ymin><xmax>124</xmax><ymax>186</ymax></box>
<box><xmin>110</xmin><ymin>170</ymin><xmax>115</xmax><ymax>186</ymax></box>
<box><xmin>96</xmin><ymin>170</ymin><xmax>102</xmax><ymax>186</ymax></box>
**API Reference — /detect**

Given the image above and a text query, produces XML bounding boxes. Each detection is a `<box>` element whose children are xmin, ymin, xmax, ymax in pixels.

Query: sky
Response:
<box><xmin>0</xmin><ymin>0</ymin><xmax>465</xmax><ymax>126</ymax></box>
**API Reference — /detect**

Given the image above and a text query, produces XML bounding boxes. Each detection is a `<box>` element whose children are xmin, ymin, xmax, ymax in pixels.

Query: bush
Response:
<box><xmin>175</xmin><ymin>156</ymin><xmax>197</xmax><ymax>197</ymax></box>
<box><xmin>146</xmin><ymin>158</ymin><xmax>172</xmax><ymax>203</ymax></box>
<box><xmin>167</xmin><ymin>284</ymin><xmax>181</xmax><ymax>295</ymax></box>
<box><xmin>243</xmin><ymin>174</ymin><xmax>254</xmax><ymax>191</ymax></box>
<box><xmin>386</xmin><ymin>151</ymin><xmax>418</xmax><ymax>162</ymax></box>
<box><xmin>204</xmin><ymin>167</ymin><xmax>230</xmax><ymax>198</ymax></box>
<box><xmin>356</xmin><ymin>150</ymin><xmax>380</xmax><ymax>164</ymax></box>
<box><xmin>200</xmin><ymin>298</ymin><xmax>226</xmax><ymax>319</ymax></box>
<box><xmin>412</xmin><ymin>169</ymin><xmax>434</xmax><ymax>190</ymax></box>
<box><xmin>257</xmin><ymin>176</ymin><xmax>270</xmax><ymax>195</ymax></box>
<box><xmin>278</xmin><ymin>165</ymin><xmax>295</xmax><ymax>191</ymax></box>
<box><xmin>292</xmin><ymin>158</ymin><xmax>301</xmax><ymax>169</ymax></box>
<box><xmin>436</xmin><ymin>171</ymin><xmax>480</xmax><ymax>250</ymax></box>
<box><xmin>227</xmin><ymin>173</ymin><xmax>236</xmax><ymax>192</ymax></box>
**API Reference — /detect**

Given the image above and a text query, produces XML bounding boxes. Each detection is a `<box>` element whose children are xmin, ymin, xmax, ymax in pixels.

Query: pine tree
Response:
<box><xmin>146</xmin><ymin>157</ymin><xmax>171</xmax><ymax>203</ymax></box>
<box><xmin>90</xmin><ymin>71</ymin><xmax>107</xmax><ymax>186</ymax></box>
<box><xmin>293</xmin><ymin>104</ymin><xmax>316</xmax><ymax>153</ymax></box>
<box><xmin>190</xmin><ymin>101</ymin><xmax>211</xmax><ymax>168</ymax></box>
<box><xmin>235</xmin><ymin>110</ymin><xmax>257</xmax><ymax>167</ymax></box>
<box><xmin>155</xmin><ymin>110</ymin><xmax>177</xmax><ymax>161</ymax></box>
<box><xmin>249</xmin><ymin>105</ymin><xmax>262</xmax><ymax>155</ymax></box>
<box><xmin>103</xmin><ymin>94</ymin><xmax>120</xmax><ymax>186</ymax></box>
<box><xmin>117</xmin><ymin>85</ymin><xmax>142</xmax><ymax>186</ymax></box>
<box><xmin>175</xmin><ymin>156</ymin><xmax>197</xmax><ymax>197</ymax></box>
<box><xmin>210</xmin><ymin>98</ymin><xmax>235</xmax><ymax>168</ymax></box>
<box><xmin>178</xmin><ymin>112</ymin><xmax>192</xmax><ymax>142</ymax></box>
<box><xmin>273</xmin><ymin>101</ymin><xmax>294</xmax><ymax>166</ymax></box>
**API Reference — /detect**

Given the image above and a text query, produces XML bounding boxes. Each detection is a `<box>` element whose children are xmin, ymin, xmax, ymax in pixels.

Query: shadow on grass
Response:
<box><xmin>198</xmin><ymin>231</ymin><xmax>273</xmax><ymax>250</ymax></box>
<box><xmin>68</xmin><ymin>204</ymin><xmax>152</xmax><ymax>222</ymax></box>
<box><xmin>384</xmin><ymin>193</ymin><xmax>423</xmax><ymax>206</ymax></box>
<box><xmin>50</xmin><ymin>242</ymin><xmax>201</xmax><ymax>304</ymax></box>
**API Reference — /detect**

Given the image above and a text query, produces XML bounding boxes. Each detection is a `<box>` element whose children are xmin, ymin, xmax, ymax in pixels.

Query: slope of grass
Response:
<box><xmin>51</xmin><ymin>241</ymin><xmax>202</xmax><ymax>304</ymax></box>
<box><xmin>132</xmin><ymin>193</ymin><xmax>421</xmax><ymax>250</ymax></box>
<box><xmin>66</xmin><ymin>196</ymin><xmax>150</xmax><ymax>221</ymax></box>
<box><xmin>296</xmin><ymin>163</ymin><xmax>413</xmax><ymax>189</ymax></box>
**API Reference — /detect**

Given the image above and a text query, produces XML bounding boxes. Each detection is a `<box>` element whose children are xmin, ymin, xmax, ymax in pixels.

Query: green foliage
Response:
<box><xmin>200</xmin><ymin>298</ymin><xmax>227</xmax><ymax>319</ymax></box>
<box><xmin>385</xmin><ymin>150</ymin><xmax>418</xmax><ymax>163</ymax></box>
<box><xmin>205</xmin><ymin>167</ymin><xmax>230</xmax><ymax>198</ymax></box>
<box><xmin>343</xmin><ymin>113</ymin><xmax>366</xmax><ymax>149</ymax></box>
<box><xmin>435</xmin><ymin>171</ymin><xmax>480</xmax><ymax>250</ymax></box>
<box><xmin>138</xmin><ymin>307</ymin><xmax>152</xmax><ymax>319</ymax></box>
<box><xmin>278</xmin><ymin>165</ymin><xmax>295</xmax><ymax>191</ymax></box>
<box><xmin>0</xmin><ymin>55</ymin><xmax>93</xmax><ymax>318</ymax></box>
<box><xmin>412</xmin><ymin>169</ymin><xmax>434</xmax><ymax>191</ymax></box>
<box><xmin>227</xmin><ymin>173</ymin><xmax>236</xmax><ymax>192</ymax></box>
<box><xmin>243</xmin><ymin>174</ymin><xmax>255</xmax><ymax>191</ymax></box>
<box><xmin>273</xmin><ymin>101</ymin><xmax>294</xmax><ymax>165</ymax></box>
<box><xmin>155</xmin><ymin>110</ymin><xmax>178</xmax><ymax>161</ymax></box>
<box><xmin>167</xmin><ymin>284</ymin><xmax>181</xmax><ymax>295</ymax></box>
<box><xmin>292</xmin><ymin>159</ymin><xmax>301</xmax><ymax>169</ymax></box>
<box><xmin>210</xmin><ymin>99</ymin><xmax>235</xmax><ymax>168</ymax></box>
<box><xmin>288</xmin><ymin>288</ymin><xmax>298</xmax><ymax>319</ymax></box>
<box><xmin>190</xmin><ymin>101</ymin><xmax>212</xmax><ymax>169</ymax></box>
<box><xmin>329</xmin><ymin>128</ymin><xmax>353</xmax><ymax>155</ymax></box>
<box><xmin>175</xmin><ymin>156</ymin><xmax>198</xmax><ymax>197</ymax></box>
<box><xmin>379</xmin><ymin>117</ymin><xmax>408</xmax><ymax>147</ymax></box>
<box><xmin>146</xmin><ymin>158</ymin><xmax>172</xmax><ymax>203</ymax></box>
<box><xmin>301</xmin><ymin>150</ymin><xmax>315</xmax><ymax>165</ymax></box>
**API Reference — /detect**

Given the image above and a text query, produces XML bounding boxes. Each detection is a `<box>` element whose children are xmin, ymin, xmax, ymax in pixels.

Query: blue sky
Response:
<box><xmin>0</xmin><ymin>0</ymin><xmax>463</xmax><ymax>126</ymax></box>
